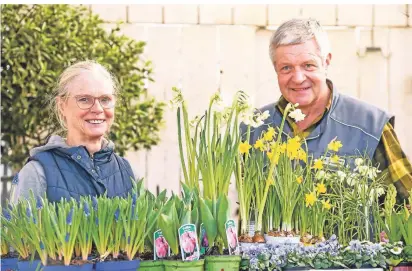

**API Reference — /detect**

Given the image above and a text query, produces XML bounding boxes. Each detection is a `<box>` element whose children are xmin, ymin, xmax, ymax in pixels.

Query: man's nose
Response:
<box><xmin>292</xmin><ymin>70</ymin><xmax>306</xmax><ymax>84</ymax></box>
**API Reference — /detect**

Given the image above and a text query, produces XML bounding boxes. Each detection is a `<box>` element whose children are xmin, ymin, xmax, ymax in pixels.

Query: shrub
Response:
<box><xmin>1</xmin><ymin>4</ymin><xmax>165</xmax><ymax>170</ymax></box>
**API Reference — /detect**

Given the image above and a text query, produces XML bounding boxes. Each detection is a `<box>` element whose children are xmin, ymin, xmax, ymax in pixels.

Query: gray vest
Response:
<box><xmin>242</xmin><ymin>90</ymin><xmax>394</xmax><ymax>169</ymax></box>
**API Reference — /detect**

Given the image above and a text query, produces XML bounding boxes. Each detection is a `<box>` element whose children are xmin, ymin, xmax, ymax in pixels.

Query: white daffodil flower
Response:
<box><xmin>288</xmin><ymin>108</ymin><xmax>306</xmax><ymax>122</ymax></box>
<box><xmin>354</xmin><ymin>158</ymin><xmax>364</xmax><ymax>167</ymax></box>
<box><xmin>337</xmin><ymin>171</ymin><xmax>346</xmax><ymax>182</ymax></box>
<box><xmin>390</xmin><ymin>247</ymin><xmax>403</xmax><ymax>255</ymax></box>
<box><xmin>315</xmin><ymin>170</ymin><xmax>326</xmax><ymax>180</ymax></box>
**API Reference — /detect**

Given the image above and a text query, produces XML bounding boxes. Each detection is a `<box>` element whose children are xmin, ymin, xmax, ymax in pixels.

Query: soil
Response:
<box><xmin>204</xmin><ymin>246</ymin><xmax>230</xmax><ymax>256</ymax></box>
<box><xmin>43</xmin><ymin>257</ymin><xmax>93</xmax><ymax>266</ymax></box>
<box><xmin>0</xmin><ymin>252</ymin><xmax>19</xmax><ymax>259</ymax></box>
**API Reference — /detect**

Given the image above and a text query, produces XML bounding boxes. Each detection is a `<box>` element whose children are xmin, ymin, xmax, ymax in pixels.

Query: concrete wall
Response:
<box><xmin>86</xmin><ymin>5</ymin><xmax>411</xmax><ymax>199</ymax></box>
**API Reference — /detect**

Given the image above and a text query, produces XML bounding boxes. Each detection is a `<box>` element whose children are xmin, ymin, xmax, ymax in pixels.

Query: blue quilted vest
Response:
<box><xmin>243</xmin><ymin>89</ymin><xmax>394</xmax><ymax>169</ymax></box>
<box><xmin>30</xmin><ymin>145</ymin><xmax>135</xmax><ymax>203</ymax></box>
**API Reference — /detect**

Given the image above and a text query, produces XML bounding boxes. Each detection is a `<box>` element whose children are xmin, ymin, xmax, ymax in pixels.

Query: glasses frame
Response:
<box><xmin>72</xmin><ymin>94</ymin><xmax>117</xmax><ymax>110</ymax></box>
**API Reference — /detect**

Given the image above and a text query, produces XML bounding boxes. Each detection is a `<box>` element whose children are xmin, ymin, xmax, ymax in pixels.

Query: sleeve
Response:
<box><xmin>10</xmin><ymin>161</ymin><xmax>47</xmax><ymax>203</ymax></box>
<box><xmin>374</xmin><ymin>122</ymin><xmax>412</xmax><ymax>201</ymax></box>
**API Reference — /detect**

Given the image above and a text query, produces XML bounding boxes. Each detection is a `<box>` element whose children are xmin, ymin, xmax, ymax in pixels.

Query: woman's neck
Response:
<box><xmin>66</xmin><ymin>134</ymin><xmax>103</xmax><ymax>157</ymax></box>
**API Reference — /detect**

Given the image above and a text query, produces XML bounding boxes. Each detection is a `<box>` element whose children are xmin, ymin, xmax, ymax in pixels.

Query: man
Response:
<box><xmin>245</xmin><ymin>18</ymin><xmax>411</xmax><ymax>201</ymax></box>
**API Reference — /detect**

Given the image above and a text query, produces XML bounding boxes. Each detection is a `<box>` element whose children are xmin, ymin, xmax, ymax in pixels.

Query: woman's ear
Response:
<box><xmin>56</xmin><ymin>96</ymin><xmax>66</xmax><ymax>117</ymax></box>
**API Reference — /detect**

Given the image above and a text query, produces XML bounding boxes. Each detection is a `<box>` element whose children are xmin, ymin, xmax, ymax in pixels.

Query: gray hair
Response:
<box><xmin>50</xmin><ymin>60</ymin><xmax>119</xmax><ymax>132</ymax></box>
<box><xmin>269</xmin><ymin>18</ymin><xmax>331</xmax><ymax>66</ymax></box>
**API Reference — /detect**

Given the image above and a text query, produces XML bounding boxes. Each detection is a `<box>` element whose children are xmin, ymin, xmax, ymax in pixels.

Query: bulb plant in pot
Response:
<box><xmin>239</xmin><ymin>102</ymin><xmax>306</xmax><ymax>243</ymax></box>
<box><xmin>157</xmin><ymin>193</ymin><xmax>204</xmax><ymax>271</ymax></box>
<box><xmin>1</xmin><ymin>202</ymin><xmax>19</xmax><ymax>271</ymax></box>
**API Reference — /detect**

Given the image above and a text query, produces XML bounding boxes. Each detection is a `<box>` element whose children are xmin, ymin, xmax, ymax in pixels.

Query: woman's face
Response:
<box><xmin>59</xmin><ymin>72</ymin><xmax>116</xmax><ymax>142</ymax></box>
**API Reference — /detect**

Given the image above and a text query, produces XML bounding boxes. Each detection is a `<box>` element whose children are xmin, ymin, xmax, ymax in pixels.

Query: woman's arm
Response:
<box><xmin>10</xmin><ymin>161</ymin><xmax>47</xmax><ymax>203</ymax></box>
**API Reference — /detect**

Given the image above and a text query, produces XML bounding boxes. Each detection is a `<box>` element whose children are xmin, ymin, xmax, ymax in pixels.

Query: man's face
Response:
<box><xmin>274</xmin><ymin>38</ymin><xmax>331</xmax><ymax>108</ymax></box>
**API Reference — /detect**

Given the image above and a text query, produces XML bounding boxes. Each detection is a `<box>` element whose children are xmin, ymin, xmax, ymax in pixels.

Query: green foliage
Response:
<box><xmin>1</xmin><ymin>4</ymin><xmax>165</xmax><ymax>170</ymax></box>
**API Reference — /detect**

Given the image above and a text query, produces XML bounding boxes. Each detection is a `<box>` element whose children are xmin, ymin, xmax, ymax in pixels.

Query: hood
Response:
<box><xmin>30</xmin><ymin>135</ymin><xmax>114</xmax><ymax>157</ymax></box>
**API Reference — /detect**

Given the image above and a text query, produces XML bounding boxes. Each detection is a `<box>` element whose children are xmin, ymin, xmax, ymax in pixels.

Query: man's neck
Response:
<box><xmin>295</xmin><ymin>89</ymin><xmax>331</xmax><ymax>132</ymax></box>
<box><xmin>66</xmin><ymin>134</ymin><xmax>103</xmax><ymax>157</ymax></box>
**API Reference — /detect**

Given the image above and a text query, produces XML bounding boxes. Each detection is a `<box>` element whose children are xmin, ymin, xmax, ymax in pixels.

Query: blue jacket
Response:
<box><xmin>29</xmin><ymin>143</ymin><xmax>135</xmax><ymax>203</ymax></box>
<box><xmin>243</xmin><ymin>88</ymin><xmax>394</xmax><ymax>168</ymax></box>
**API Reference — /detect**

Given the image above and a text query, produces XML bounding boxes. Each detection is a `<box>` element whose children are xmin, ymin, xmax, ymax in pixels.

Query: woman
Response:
<box><xmin>12</xmin><ymin>60</ymin><xmax>135</xmax><ymax>203</ymax></box>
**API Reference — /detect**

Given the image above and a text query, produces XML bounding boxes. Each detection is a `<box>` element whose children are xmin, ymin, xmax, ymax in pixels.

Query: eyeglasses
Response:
<box><xmin>73</xmin><ymin>94</ymin><xmax>116</xmax><ymax>110</ymax></box>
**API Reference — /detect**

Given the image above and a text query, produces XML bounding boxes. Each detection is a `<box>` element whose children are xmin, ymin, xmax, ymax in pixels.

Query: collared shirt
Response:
<box><xmin>276</xmin><ymin>81</ymin><xmax>412</xmax><ymax>201</ymax></box>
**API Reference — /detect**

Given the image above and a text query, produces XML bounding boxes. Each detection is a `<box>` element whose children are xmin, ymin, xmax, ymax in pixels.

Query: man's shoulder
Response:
<box><xmin>333</xmin><ymin>92</ymin><xmax>392</xmax><ymax>119</ymax></box>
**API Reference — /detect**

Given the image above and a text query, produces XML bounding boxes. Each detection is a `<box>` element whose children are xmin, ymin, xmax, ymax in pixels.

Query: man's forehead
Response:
<box><xmin>276</xmin><ymin>51</ymin><xmax>321</xmax><ymax>63</ymax></box>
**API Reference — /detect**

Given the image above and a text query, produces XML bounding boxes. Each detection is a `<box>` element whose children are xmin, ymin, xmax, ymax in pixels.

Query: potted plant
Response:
<box><xmin>1</xmin><ymin>203</ymin><xmax>19</xmax><ymax>271</ymax></box>
<box><xmin>157</xmin><ymin>195</ymin><xmax>204</xmax><ymax>270</ymax></box>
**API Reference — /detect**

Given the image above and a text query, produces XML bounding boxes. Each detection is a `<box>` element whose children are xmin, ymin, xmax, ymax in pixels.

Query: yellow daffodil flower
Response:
<box><xmin>297</xmin><ymin>148</ymin><xmax>307</xmax><ymax>162</ymax></box>
<box><xmin>327</xmin><ymin>139</ymin><xmax>343</xmax><ymax>152</ymax></box>
<box><xmin>263</xmin><ymin>127</ymin><xmax>276</xmax><ymax>141</ymax></box>
<box><xmin>296</xmin><ymin>176</ymin><xmax>303</xmax><ymax>184</ymax></box>
<box><xmin>322</xmin><ymin>199</ymin><xmax>332</xmax><ymax>210</ymax></box>
<box><xmin>254</xmin><ymin>139</ymin><xmax>264</xmax><ymax>151</ymax></box>
<box><xmin>312</xmin><ymin>159</ymin><xmax>323</xmax><ymax>170</ymax></box>
<box><xmin>239</xmin><ymin>141</ymin><xmax>251</xmax><ymax>154</ymax></box>
<box><xmin>331</xmin><ymin>154</ymin><xmax>340</xmax><ymax>164</ymax></box>
<box><xmin>316</xmin><ymin>183</ymin><xmax>327</xmax><ymax>194</ymax></box>
<box><xmin>305</xmin><ymin>192</ymin><xmax>317</xmax><ymax>207</ymax></box>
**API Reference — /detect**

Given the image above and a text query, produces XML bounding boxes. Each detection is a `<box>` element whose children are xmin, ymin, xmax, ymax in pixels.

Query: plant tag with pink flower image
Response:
<box><xmin>225</xmin><ymin>219</ymin><xmax>240</xmax><ymax>255</ymax></box>
<box><xmin>178</xmin><ymin>223</ymin><xmax>200</xmax><ymax>261</ymax></box>
<box><xmin>199</xmin><ymin>223</ymin><xmax>209</xmax><ymax>255</ymax></box>
<box><xmin>153</xmin><ymin>229</ymin><xmax>170</xmax><ymax>260</ymax></box>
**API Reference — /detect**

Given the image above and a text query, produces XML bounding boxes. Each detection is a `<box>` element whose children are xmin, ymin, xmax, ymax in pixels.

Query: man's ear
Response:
<box><xmin>325</xmin><ymin>53</ymin><xmax>332</xmax><ymax>68</ymax></box>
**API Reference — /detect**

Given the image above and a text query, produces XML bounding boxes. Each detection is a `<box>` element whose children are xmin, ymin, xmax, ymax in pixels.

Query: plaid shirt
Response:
<box><xmin>277</xmin><ymin>82</ymin><xmax>412</xmax><ymax>201</ymax></box>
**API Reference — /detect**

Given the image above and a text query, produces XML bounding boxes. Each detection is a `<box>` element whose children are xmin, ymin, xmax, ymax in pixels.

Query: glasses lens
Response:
<box><xmin>76</xmin><ymin>95</ymin><xmax>94</xmax><ymax>109</ymax></box>
<box><xmin>99</xmin><ymin>95</ymin><xmax>115</xmax><ymax>108</ymax></box>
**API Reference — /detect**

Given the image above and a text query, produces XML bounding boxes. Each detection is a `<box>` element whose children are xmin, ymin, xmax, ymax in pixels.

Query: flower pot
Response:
<box><xmin>204</xmin><ymin>255</ymin><xmax>241</xmax><ymax>271</ymax></box>
<box><xmin>42</xmin><ymin>263</ymin><xmax>94</xmax><ymax>271</ymax></box>
<box><xmin>162</xmin><ymin>259</ymin><xmax>204</xmax><ymax>271</ymax></box>
<box><xmin>393</xmin><ymin>262</ymin><xmax>412</xmax><ymax>271</ymax></box>
<box><xmin>17</xmin><ymin>259</ymin><xmax>42</xmax><ymax>271</ymax></box>
<box><xmin>264</xmin><ymin>235</ymin><xmax>300</xmax><ymax>245</ymax></box>
<box><xmin>1</xmin><ymin>257</ymin><xmax>18</xmax><ymax>271</ymax></box>
<box><xmin>138</xmin><ymin>260</ymin><xmax>164</xmax><ymax>271</ymax></box>
<box><xmin>95</xmin><ymin>259</ymin><xmax>140</xmax><ymax>271</ymax></box>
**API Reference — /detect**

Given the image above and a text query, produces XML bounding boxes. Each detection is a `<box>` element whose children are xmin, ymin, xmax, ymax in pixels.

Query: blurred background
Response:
<box><xmin>1</xmin><ymin>4</ymin><xmax>412</xmax><ymax>208</ymax></box>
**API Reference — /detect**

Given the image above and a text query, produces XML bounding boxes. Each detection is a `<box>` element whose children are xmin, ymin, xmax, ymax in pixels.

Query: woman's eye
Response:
<box><xmin>78</xmin><ymin>97</ymin><xmax>89</xmax><ymax>103</ymax></box>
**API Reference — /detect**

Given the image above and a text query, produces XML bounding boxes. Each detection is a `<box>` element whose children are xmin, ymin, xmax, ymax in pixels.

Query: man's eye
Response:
<box><xmin>305</xmin><ymin>64</ymin><xmax>316</xmax><ymax>69</ymax></box>
<box><xmin>281</xmin><ymin>66</ymin><xmax>291</xmax><ymax>71</ymax></box>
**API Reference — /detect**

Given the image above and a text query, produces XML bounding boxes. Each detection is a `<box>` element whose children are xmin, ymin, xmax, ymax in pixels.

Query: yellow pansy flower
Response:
<box><xmin>327</xmin><ymin>139</ymin><xmax>343</xmax><ymax>152</ymax></box>
<box><xmin>239</xmin><ymin>142</ymin><xmax>252</xmax><ymax>154</ymax></box>
<box><xmin>254</xmin><ymin>139</ymin><xmax>264</xmax><ymax>151</ymax></box>
<box><xmin>305</xmin><ymin>192</ymin><xmax>317</xmax><ymax>207</ymax></box>
<box><xmin>331</xmin><ymin>154</ymin><xmax>340</xmax><ymax>164</ymax></box>
<box><xmin>296</xmin><ymin>176</ymin><xmax>303</xmax><ymax>184</ymax></box>
<box><xmin>263</xmin><ymin>127</ymin><xmax>276</xmax><ymax>141</ymax></box>
<box><xmin>312</xmin><ymin>159</ymin><xmax>323</xmax><ymax>170</ymax></box>
<box><xmin>322</xmin><ymin>199</ymin><xmax>332</xmax><ymax>210</ymax></box>
<box><xmin>316</xmin><ymin>183</ymin><xmax>327</xmax><ymax>194</ymax></box>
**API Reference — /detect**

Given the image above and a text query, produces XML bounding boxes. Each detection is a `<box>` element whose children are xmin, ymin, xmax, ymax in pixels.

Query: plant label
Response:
<box><xmin>178</xmin><ymin>223</ymin><xmax>200</xmax><ymax>261</ymax></box>
<box><xmin>225</xmin><ymin>219</ymin><xmax>240</xmax><ymax>255</ymax></box>
<box><xmin>153</xmin><ymin>229</ymin><xmax>170</xmax><ymax>260</ymax></box>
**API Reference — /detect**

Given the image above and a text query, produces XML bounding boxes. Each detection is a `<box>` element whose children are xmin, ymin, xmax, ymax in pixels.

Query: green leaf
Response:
<box><xmin>199</xmin><ymin>197</ymin><xmax>217</xmax><ymax>246</ymax></box>
<box><xmin>158</xmin><ymin>213</ymin><xmax>179</xmax><ymax>255</ymax></box>
<box><xmin>217</xmin><ymin>194</ymin><xmax>229</xmax><ymax>248</ymax></box>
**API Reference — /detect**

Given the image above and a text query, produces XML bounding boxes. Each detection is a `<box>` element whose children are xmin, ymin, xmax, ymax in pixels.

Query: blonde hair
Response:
<box><xmin>269</xmin><ymin>18</ymin><xmax>331</xmax><ymax>66</ymax></box>
<box><xmin>50</xmin><ymin>60</ymin><xmax>119</xmax><ymax>133</ymax></box>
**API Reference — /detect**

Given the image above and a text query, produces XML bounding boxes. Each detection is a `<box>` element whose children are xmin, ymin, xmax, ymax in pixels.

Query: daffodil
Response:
<box><xmin>288</xmin><ymin>108</ymin><xmax>306</xmax><ymax>122</ymax></box>
<box><xmin>297</xmin><ymin>148</ymin><xmax>307</xmax><ymax>162</ymax></box>
<box><xmin>322</xmin><ymin>199</ymin><xmax>332</xmax><ymax>210</ymax></box>
<box><xmin>296</xmin><ymin>176</ymin><xmax>303</xmax><ymax>184</ymax></box>
<box><xmin>327</xmin><ymin>138</ymin><xmax>343</xmax><ymax>152</ymax></box>
<box><xmin>286</xmin><ymin>137</ymin><xmax>301</xmax><ymax>159</ymax></box>
<box><xmin>305</xmin><ymin>192</ymin><xmax>317</xmax><ymax>207</ymax></box>
<box><xmin>239</xmin><ymin>142</ymin><xmax>252</xmax><ymax>154</ymax></box>
<box><xmin>312</xmin><ymin>159</ymin><xmax>323</xmax><ymax>170</ymax></box>
<box><xmin>330</xmin><ymin>154</ymin><xmax>340</xmax><ymax>164</ymax></box>
<box><xmin>316</xmin><ymin>183</ymin><xmax>327</xmax><ymax>194</ymax></box>
<box><xmin>263</xmin><ymin>127</ymin><xmax>276</xmax><ymax>141</ymax></box>
<box><xmin>253</xmin><ymin>139</ymin><xmax>264</xmax><ymax>151</ymax></box>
